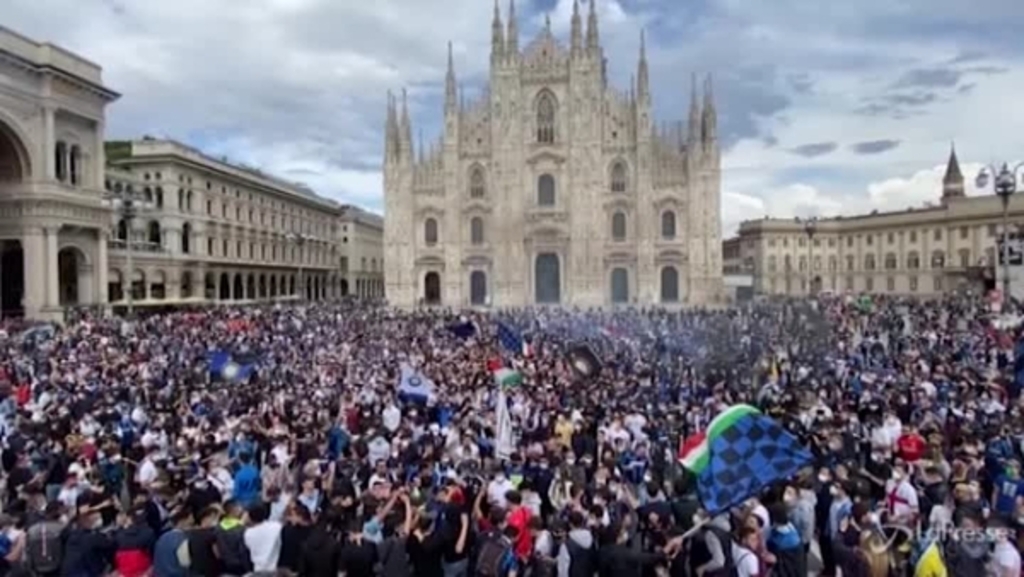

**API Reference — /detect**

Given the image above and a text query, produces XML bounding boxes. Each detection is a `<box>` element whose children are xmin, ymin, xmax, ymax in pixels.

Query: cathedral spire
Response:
<box><xmin>942</xmin><ymin>142</ymin><xmax>965</xmax><ymax>199</ymax></box>
<box><xmin>400</xmin><ymin>88</ymin><xmax>413</xmax><ymax>160</ymax></box>
<box><xmin>637</xmin><ymin>29</ymin><xmax>649</xmax><ymax>102</ymax></box>
<box><xmin>491</xmin><ymin>0</ymin><xmax>504</xmax><ymax>63</ymax></box>
<box><xmin>701</xmin><ymin>73</ymin><xmax>717</xmax><ymax>144</ymax></box>
<box><xmin>688</xmin><ymin>73</ymin><xmax>701</xmax><ymax>143</ymax></box>
<box><xmin>506</xmin><ymin>0</ymin><xmax>519</xmax><ymax>58</ymax></box>
<box><xmin>586</xmin><ymin>0</ymin><xmax>599</xmax><ymax>56</ymax></box>
<box><xmin>445</xmin><ymin>41</ymin><xmax>457</xmax><ymax>113</ymax></box>
<box><xmin>570</xmin><ymin>0</ymin><xmax>582</xmax><ymax>56</ymax></box>
<box><xmin>385</xmin><ymin>90</ymin><xmax>398</xmax><ymax>163</ymax></box>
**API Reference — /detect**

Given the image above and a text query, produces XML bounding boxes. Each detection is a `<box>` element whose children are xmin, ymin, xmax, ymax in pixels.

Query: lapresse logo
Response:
<box><xmin>866</xmin><ymin>525</ymin><xmax>1013</xmax><ymax>552</ymax></box>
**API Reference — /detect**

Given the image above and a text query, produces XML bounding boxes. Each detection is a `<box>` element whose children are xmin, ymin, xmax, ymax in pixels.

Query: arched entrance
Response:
<box><xmin>610</xmin><ymin>267</ymin><xmax>629</xmax><ymax>304</ymax></box>
<box><xmin>423</xmin><ymin>272</ymin><xmax>441</xmax><ymax>304</ymax></box>
<box><xmin>1</xmin><ymin>241</ymin><xmax>24</xmax><ymax>317</ymax></box>
<box><xmin>341</xmin><ymin>278</ymin><xmax>349</xmax><ymax>296</ymax></box>
<box><xmin>181</xmin><ymin>271</ymin><xmax>193</xmax><ymax>298</ymax></box>
<box><xmin>470</xmin><ymin>271</ymin><xmax>487</xmax><ymax>305</ymax></box>
<box><xmin>0</xmin><ymin>119</ymin><xmax>31</xmax><ymax>183</ymax></box>
<box><xmin>218</xmin><ymin>273</ymin><xmax>230</xmax><ymax>300</ymax></box>
<box><xmin>270</xmin><ymin>276</ymin><xmax>278</xmax><ymax>297</ymax></box>
<box><xmin>233</xmin><ymin>274</ymin><xmax>244</xmax><ymax>300</ymax></box>
<box><xmin>259</xmin><ymin>275</ymin><xmax>267</xmax><ymax>298</ymax></box>
<box><xmin>246</xmin><ymin>274</ymin><xmax>255</xmax><ymax>300</ymax></box>
<box><xmin>660</xmin><ymin>266</ymin><xmax>679</xmax><ymax>303</ymax></box>
<box><xmin>58</xmin><ymin>246</ymin><xmax>87</xmax><ymax>306</ymax></box>
<box><xmin>289</xmin><ymin>276</ymin><xmax>296</xmax><ymax>296</ymax></box>
<box><xmin>205</xmin><ymin>272</ymin><xmax>216</xmax><ymax>299</ymax></box>
<box><xmin>534</xmin><ymin>253</ymin><xmax>561</xmax><ymax>304</ymax></box>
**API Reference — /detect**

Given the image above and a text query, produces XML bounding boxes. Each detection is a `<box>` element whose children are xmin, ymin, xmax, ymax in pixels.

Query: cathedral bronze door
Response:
<box><xmin>534</xmin><ymin>253</ymin><xmax>560</xmax><ymax>304</ymax></box>
<box><xmin>610</xmin><ymin>268</ymin><xmax>629</xmax><ymax>304</ymax></box>
<box><xmin>470</xmin><ymin>271</ymin><xmax>487</xmax><ymax>305</ymax></box>
<box><xmin>424</xmin><ymin>272</ymin><xmax>441</xmax><ymax>304</ymax></box>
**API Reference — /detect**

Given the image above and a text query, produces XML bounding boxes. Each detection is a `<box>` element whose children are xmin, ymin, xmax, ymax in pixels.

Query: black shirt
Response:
<box><xmin>278</xmin><ymin>523</ymin><xmax>311</xmax><ymax>572</ymax></box>
<box><xmin>407</xmin><ymin>530</ymin><xmax>444</xmax><ymax>577</ymax></box>
<box><xmin>298</xmin><ymin>526</ymin><xmax>340</xmax><ymax>577</ymax></box>
<box><xmin>184</xmin><ymin>485</ymin><xmax>222</xmax><ymax>523</ymax></box>
<box><xmin>187</xmin><ymin>527</ymin><xmax>220</xmax><ymax>577</ymax></box>
<box><xmin>339</xmin><ymin>537</ymin><xmax>379</xmax><ymax>577</ymax></box>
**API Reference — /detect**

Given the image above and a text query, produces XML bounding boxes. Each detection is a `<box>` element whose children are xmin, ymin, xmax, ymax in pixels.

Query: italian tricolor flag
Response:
<box><xmin>493</xmin><ymin>368</ymin><xmax>522</xmax><ymax>388</ymax></box>
<box><xmin>678</xmin><ymin>404</ymin><xmax>761</xmax><ymax>476</ymax></box>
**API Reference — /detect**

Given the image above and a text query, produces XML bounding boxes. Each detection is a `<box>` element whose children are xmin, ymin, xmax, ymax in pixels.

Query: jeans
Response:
<box><xmin>443</xmin><ymin>558</ymin><xmax>468</xmax><ymax>577</ymax></box>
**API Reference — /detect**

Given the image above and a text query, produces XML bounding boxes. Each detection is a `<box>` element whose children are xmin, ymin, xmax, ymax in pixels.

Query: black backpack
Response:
<box><xmin>475</xmin><ymin>531</ymin><xmax>512</xmax><ymax>577</ymax></box>
<box><xmin>24</xmin><ymin>521</ymin><xmax>64</xmax><ymax>575</ymax></box>
<box><xmin>214</xmin><ymin>524</ymin><xmax>251</xmax><ymax>575</ymax></box>
<box><xmin>704</xmin><ymin>526</ymin><xmax>738</xmax><ymax>577</ymax></box>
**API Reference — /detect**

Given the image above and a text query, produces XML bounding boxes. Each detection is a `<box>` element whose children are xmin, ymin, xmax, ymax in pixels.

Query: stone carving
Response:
<box><xmin>383</xmin><ymin>6</ymin><xmax>723</xmax><ymax>307</ymax></box>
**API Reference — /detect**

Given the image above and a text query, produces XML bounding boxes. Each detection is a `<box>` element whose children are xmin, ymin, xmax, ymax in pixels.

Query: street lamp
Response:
<box><xmin>286</xmin><ymin>232</ymin><xmax>312</xmax><ymax>300</ymax></box>
<box><xmin>977</xmin><ymin>162</ymin><xmax>1024</xmax><ymax>298</ymax></box>
<box><xmin>798</xmin><ymin>216</ymin><xmax>819</xmax><ymax>295</ymax></box>
<box><xmin>103</xmin><ymin>189</ymin><xmax>155</xmax><ymax>316</ymax></box>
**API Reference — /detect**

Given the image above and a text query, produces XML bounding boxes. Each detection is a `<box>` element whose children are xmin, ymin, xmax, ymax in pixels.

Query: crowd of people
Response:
<box><xmin>0</xmin><ymin>294</ymin><xmax>1019</xmax><ymax>577</ymax></box>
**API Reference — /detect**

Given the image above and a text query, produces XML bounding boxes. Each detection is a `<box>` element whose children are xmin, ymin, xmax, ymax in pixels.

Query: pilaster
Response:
<box><xmin>43</xmin><ymin>106</ymin><xmax>55</xmax><ymax>180</ymax></box>
<box><xmin>97</xmin><ymin>229</ymin><xmax>109</xmax><ymax>306</ymax></box>
<box><xmin>21</xmin><ymin>228</ymin><xmax>47</xmax><ymax>318</ymax></box>
<box><xmin>45</xmin><ymin>227</ymin><xmax>59</xmax><ymax>308</ymax></box>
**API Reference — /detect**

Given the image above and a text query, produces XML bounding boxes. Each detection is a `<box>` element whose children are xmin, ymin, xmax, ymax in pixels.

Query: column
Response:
<box><xmin>94</xmin><ymin>119</ymin><xmax>106</xmax><ymax>190</ymax></box>
<box><xmin>22</xmin><ymin>229</ymin><xmax>47</xmax><ymax>318</ymax></box>
<box><xmin>97</xmin><ymin>230</ymin><xmax>109</xmax><ymax>306</ymax></box>
<box><xmin>45</xmin><ymin>228</ymin><xmax>59</xmax><ymax>308</ymax></box>
<box><xmin>43</xmin><ymin>107</ymin><xmax>55</xmax><ymax>180</ymax></box>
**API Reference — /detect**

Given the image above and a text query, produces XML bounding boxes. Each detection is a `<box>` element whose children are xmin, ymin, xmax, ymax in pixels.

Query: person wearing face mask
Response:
<box><xmin>884</xmin><ymin>462</ymin><xmax>918</xmax><ymax>529</ymax></box>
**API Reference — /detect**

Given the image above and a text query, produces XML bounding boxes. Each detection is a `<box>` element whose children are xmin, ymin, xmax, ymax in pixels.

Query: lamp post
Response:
<box><xmin>286</xmin><ymin>233</ymin><xmax>311</xmax><ymax>300</ymax></box>
<box><xmin>103</xmin><ymin>190</ymin><xmax>154</xmax><ymax>317</ymax></box>
<box><xmin>800</xmin><ymin>216</ymin><xmax>819</xmax><ymax>295</ymax></box>
<box><xmin>977</xmin><ymin>162</ymin><xmax>1024</xmax><ymax>298</ymax></box>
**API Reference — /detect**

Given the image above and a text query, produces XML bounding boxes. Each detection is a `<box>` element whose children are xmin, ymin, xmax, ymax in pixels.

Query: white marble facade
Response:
<box><xmin>0</xmin><ymin>25</ymin><xmax>118</xmax><ymax>321</ymax></box>
<box><xmin>383</xmin><ymin>1</ymin><xmax>724</xmax><ymax>309</ymax></box>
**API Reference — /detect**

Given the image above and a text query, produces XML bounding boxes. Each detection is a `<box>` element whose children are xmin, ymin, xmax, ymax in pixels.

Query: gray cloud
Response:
<box><xmin>893</xmin><ymin>68</ymin><xmax>961</xmax><ymax>89</ymax></box>
<box><xmin>948</xmin><ymin>50</ymin><xmax>987</xmax><ymax>64</ymax></box>
<box><xmin>790</xmin><ymin>142</ymin><xmax>838</xmax><ymax>157</ymax></box>
<box><xmin>851</xmin><ymin>139</ymin><xmax>901</xmax><ymax>154</ymax></box>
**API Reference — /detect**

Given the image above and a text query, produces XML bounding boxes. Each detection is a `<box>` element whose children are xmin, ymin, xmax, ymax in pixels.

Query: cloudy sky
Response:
<box><xmin>6</xmin><ymin>0</ymin><xmax>1024</xmax><ymax>234</ymax></box>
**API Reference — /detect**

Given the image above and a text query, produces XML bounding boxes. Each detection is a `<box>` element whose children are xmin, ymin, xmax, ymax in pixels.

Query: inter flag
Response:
<box><xmin>566</xmin><ymin>344</ymin><xmax>601</xmax><ymax>380</ymax></box>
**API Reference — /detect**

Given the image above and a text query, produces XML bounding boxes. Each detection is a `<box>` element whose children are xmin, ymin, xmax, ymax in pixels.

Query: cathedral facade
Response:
<box><xmin>383</xmin><ymin>0</ymin><xmax>723</xmax><ymax>308</ymax></box>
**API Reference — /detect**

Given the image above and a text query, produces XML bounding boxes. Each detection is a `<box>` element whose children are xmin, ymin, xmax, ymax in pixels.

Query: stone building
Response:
<box><xmin>104</xmin><ymin>138</ymin><xmax>346</xmax><ymax>307</ymax></box>
<box><xmin>383</xmin><ymin>0</ymin><xmax>724</xmax><ymax>308</ymax></box>
<box><xmin>733</xmin><ymin>147</ymin><xmax>1017</xmax><ymax>296</ymax></box>
<box><xmin>0</xmin><ymin>25</ymin><xmax>384</xmax><ymax>320</ymax></box>
<box><xmin>0</xmin><ymin>25</ymin><xmax>119</xmax><ymax>321</ymax></box>
<box><xmin>338</xmin><ymin>204</ymin><xmax>384</xmax><ymax>299</ymax></box>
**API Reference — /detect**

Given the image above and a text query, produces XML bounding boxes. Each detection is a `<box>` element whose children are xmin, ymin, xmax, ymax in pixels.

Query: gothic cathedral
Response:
<box><xmin>383</xmin><ymin>0</ymin><xmax>723</xmax><ymax>308</ymax></box>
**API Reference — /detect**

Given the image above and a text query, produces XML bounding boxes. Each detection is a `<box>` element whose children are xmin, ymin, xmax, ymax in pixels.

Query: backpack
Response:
<box><xmin>703</xmin><ymin>526</ymin><xmax>738</xmax><ymax>577</ymax></box>
<box><xmin>25</xmin><ymin>521</ymin><xmax>64</xmax><ymax>575</ymax></box>
<box><xmin>214</xmin><ymin>525</ymin><xmax>251</xmax><ymax>575</ymax></box>
<box><xmin>475</xmin><ymin>532</ymin><xmax>512</xmax><ymax>577</ymax></box>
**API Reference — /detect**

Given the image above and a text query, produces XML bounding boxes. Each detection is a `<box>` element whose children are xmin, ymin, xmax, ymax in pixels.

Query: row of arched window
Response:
<box><xmin>54</xmin><ymin>141</ymin><xmax>82</xmax><ymax>185</ymax></box>
<box><xmin>421</xmin><ymin>210</ymin><xmax>679</xmax><ymax>246</ymax></box>
<box><xmin>465</xmin><ymin>162</ymin><xmax>631</xmax><ymax>201</ymax></box>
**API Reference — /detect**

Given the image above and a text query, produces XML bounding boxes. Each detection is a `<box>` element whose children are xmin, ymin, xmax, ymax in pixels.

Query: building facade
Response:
<box><xmin>383</xmin><ymin>0</ymin><xmax>724</xmax><ymax>309</ymax></box>
<box><xmin>338</xmin><ymin>204</ymin><xmax>384</xmax><ymax>299</ymax></box>
<box><xmin>0</xmin><ymin>25</ymin><xmax>119</xmax><ymax>321</ymax></box>
<box><xmin>0</xmin><ymin>25</ymin><xmax>384</xmax><ymax>320</ymax></box>
<box><xmin>734</xmin><ymin>148</ymin><xmax>1014</xmax><ymax>297</ymax></box>
<box><xmin>104</xmin><ymin>139</ymin><xmax>345</xmax><ymax>307</ymax></box>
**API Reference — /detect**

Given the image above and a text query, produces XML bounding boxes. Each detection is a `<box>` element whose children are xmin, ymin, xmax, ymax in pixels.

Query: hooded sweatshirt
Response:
<box><xmin>556</xmin><ymin>528</ymin><xmax>594</xmax><ymax>577</ymax></box>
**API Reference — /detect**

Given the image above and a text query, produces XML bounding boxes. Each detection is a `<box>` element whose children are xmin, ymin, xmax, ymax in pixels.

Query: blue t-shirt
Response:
<box><xmin>994</xmin><ymin>475</ymin><xmax>1024</xmax><ymax>514</ymax></box>
<box><xmin>233</xmin><ymin>464</ymin><xmax>261</xmax><ymax>507</ymax></box>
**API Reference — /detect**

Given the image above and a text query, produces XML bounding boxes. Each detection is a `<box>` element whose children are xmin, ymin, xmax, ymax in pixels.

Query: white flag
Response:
<box><xmin>495</xmin><ymin>388</ymin><xmax>514</xmax><ymax>461</ymax></box>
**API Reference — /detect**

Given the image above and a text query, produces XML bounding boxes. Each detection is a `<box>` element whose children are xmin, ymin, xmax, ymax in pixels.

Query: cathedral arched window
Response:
<box><xmin>661</xmin><ymin>211</ymin><xmax>676</xmax><ymax>239</ymax></box>
<box><xmin>470</xmin><ymin>217</ymin><xmax>485</xmax><ymax>245</ymax></box>
<box><xmin>424</xmin><ymin>218</ymin><xmax>439</xmax><ymax>246</ymax></box>
<box><xmin>536</xmin><ymin>92</ymin><xmax>556</xmax><ymax>144</ymax></box>
<box><xmin>469</xmin><ymin>167</ymin><xmax>486</xmax><ymax>198</ymax></box>
<box><xmin>611</xmin><ymin>212</ymin><xmax>627</xmax><ymax>241</ymax></box>
<box><xmin>537</xmin><ymin>174</ymin><xmax>556</xmax><ymax>206</ymax></box>
<box><xmin>610</xmin><ymin>162</ymin><xmax>627</xmax><ymax>193</ymax></box>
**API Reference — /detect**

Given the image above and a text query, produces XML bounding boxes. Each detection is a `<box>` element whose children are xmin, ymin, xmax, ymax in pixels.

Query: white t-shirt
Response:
<box><xmin>993</xmin><ymin>540</ymin><xmax>1021</xmax><ymax>577</ymax></box>
<box><xmin>136</xmin><ymin>458</ymin><xmax>158</xmax><ymax>488</ymax></box>
<box><xmin>382</xmin><ymin>405</ymin><xmax>402</xmax><ymax>433</ymax></box>
<box><xmin>488</xmin><ymin>477</ymin><xmax>515</xmax><ymax>509</ymax></box>
<box><xmin>244</xmin><ymin>521</ymin><xmax>283</xmax><ymax>572</ymax></box>
<box><xmin>733</xmin><ymin>545</ymin><xmax>760</xmax><ymax>577</ymax></box>
<box><xmin>884</xmin><ymin>479</ymin><xmax>918</xmax><ymax>519</ymax></box>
